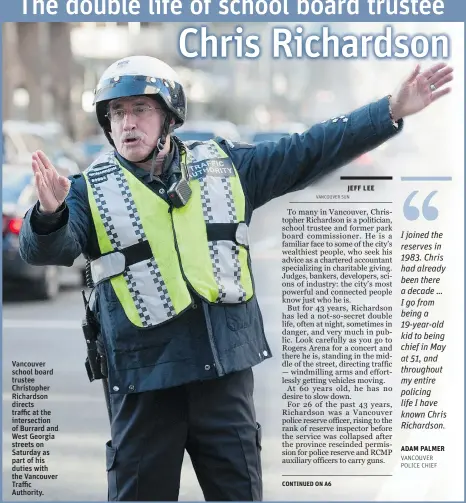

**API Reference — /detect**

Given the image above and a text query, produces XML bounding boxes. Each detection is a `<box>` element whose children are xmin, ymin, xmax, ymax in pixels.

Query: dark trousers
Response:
<box><xmin>105</xmin><ymin>368</ymin><xmax>262</xmax><ymax>501</ymax></box>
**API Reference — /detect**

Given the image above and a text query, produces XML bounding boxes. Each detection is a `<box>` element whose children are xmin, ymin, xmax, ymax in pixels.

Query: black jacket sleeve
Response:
<box><xmin>19</xmin><ymin>175</ymin><xmax>91</xmax><ymax>266</ymax></box>
<box><xmin>224</xmin><ymin>96</ymin><xmax>403</xmax><ymax>210</ymax></box>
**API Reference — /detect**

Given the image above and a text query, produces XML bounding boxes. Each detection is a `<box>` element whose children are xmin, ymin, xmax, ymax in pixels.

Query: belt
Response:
<box><xmin>90</xmin><ymin>222</ymin><xmax>250</xmax><ymax>285</ymax></box>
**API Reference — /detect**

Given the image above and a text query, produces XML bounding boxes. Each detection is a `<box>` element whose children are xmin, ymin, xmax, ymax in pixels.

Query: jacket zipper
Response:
<box><xmin>168</xmin><ymin>205</ymin><xmax>223</xmax><ymax>375</ymax></box>
<box><xmin>202</xmin><ymin>301</ymin><xmax>223</xmax><ymax>376</ymax></box>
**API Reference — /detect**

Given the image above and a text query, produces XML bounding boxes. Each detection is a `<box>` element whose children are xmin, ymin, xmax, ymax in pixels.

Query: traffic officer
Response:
<box><xmin>19</xmin><ymin>56</ymin><xmax>453</xmax><ymax>501</ymax></box>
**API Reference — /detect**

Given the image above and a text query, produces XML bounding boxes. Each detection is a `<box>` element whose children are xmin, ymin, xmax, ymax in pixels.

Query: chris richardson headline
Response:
<box><xmin>178</xmin><ymin>26</ymin><xmax>450</xmax><ymax>59</ymax></box>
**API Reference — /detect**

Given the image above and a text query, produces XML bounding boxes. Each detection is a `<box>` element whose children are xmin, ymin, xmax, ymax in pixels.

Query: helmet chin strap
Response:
<box><xmin>149</xmin><ymin>114</ymin><xmax>173</xmax><ymax>181</ymax></box>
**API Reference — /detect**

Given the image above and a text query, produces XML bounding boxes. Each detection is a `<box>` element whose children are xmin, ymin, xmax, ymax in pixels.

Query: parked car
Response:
<box><xmin>76</xmin><ymin>133</ymin><xmax>108</xmax><ymax>169</ymax></box>
<box><xmin>2</xmin><ymin>163</ymin><xmax>86</xmax><ymax>300</ymax></box>
<box><xmin>251</xmin><ymin>122</ymin><xmax>308</xmax><ymax>144</ymax></box>
<box><xmin>39</xmin><ymin>121</ymin><xmax>89</xmax><ymax>172</ymax></box>
<box><xmin>175</xmin><ymin>120</ymin><xmax>241</xmax><ymax>142</ymax></box>
<box><xmin>3</xmin><ymin>120</ymin><xmax>82</xmax><ymax>176</ymax></box>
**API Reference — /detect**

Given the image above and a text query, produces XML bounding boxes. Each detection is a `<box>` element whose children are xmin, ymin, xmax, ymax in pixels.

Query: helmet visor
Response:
<box><xmin>93</xmin><ymin>74</ymin><xmax>185</xmax><ymax>123</ymax></box>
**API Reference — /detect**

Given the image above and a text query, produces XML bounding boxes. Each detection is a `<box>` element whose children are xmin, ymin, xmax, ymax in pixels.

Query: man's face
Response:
<box><xmin>108</xmin><ymin>96</ymin><xmax>165</xmax><ymax>162</ymax></box>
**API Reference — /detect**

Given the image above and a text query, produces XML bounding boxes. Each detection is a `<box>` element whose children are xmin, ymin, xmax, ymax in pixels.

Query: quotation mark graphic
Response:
<box><xmin>403</xmin><ymin>190</ymin><xmax>438</xmax><ymax>221</ymax></box>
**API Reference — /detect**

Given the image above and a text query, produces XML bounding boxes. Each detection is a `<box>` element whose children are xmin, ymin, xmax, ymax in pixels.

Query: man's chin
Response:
<box><xmin>120</xmin><ymin>147</ymin><xmax>149</xmax><ymax>162</ymax></box>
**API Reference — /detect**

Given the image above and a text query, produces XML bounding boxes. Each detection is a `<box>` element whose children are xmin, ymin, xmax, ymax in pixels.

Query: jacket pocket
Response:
<box><xmin>224</xmin><ymin>302</ymin><xmax>253</xmax><ymax>331</ymax></box>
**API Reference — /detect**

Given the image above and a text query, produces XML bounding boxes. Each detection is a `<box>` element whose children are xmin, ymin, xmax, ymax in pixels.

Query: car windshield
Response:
<box><xmin>176</xmin><ymin>131</ymin><xmax>215</xmax><ymax>141</ymax></box>
<box><xmin>252</xmin><ymin>132</ymin><xmax>290</xmax><ymax>143</ymax></box>
<box><xmin>3</xmin><ymin>168</ymin><xmax>32</xmax><ymax>204</ymax></box>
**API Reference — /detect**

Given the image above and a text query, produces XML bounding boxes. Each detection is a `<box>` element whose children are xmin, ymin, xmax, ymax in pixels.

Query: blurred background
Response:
<box><xmin>2</xmin><ymin>21</ymin><xmax>361</xmax><ymax>142</ymax></box>
<box><xmin>1</xmin><ymin>20</ymin><xmax>424</xmax><ymax>301</ymax></box>
<box><xmin>2</xmin><ymin>21</ymin><xmax>463</xmax><ymax>502</ymax></box>
<box><xmin>2</xmin><ymin>21</ymin><xmax>361</xmax><ymax>302</ymax></box>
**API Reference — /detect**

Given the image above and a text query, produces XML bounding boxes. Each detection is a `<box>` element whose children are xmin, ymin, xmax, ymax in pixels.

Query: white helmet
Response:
<box><xmin>93</xmin><ymin>55</ymin><xmax>187</xmax><ymax>139</ymax></box>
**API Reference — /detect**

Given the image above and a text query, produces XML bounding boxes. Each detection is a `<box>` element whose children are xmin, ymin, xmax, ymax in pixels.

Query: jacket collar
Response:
<box><xmin>114</xmin><ymin>141</ymin><xmax>178</xmax><ymax>184</ymax></box>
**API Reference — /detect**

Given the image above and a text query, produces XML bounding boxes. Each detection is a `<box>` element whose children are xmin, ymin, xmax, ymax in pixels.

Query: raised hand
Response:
<box><xmin>32</xmin><ymin>150</ymin><xmax>71</xmax><ymax>214</ymax></box>
<box><xmin>390</xmin><ymin>62</ymin><xmax>454</xmax><ymax>122</ymax></box>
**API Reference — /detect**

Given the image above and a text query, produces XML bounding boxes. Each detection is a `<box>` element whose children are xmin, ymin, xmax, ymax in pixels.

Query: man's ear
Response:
<box><xmin>168</xmin><ymin>118</ymin><xmax>176</xmax><ymax>134</ymax></box>
<box><xmin>107</xmin><ymin>129</ymin><xmax>113</xmax><ymax>139</ymax></box>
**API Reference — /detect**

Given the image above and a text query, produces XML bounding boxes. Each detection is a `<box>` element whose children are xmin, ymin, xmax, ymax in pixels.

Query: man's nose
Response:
<box><xmin>122</xmin><ymin>111</ymin><xmax>136</xmax><ymax>130</ymax></box>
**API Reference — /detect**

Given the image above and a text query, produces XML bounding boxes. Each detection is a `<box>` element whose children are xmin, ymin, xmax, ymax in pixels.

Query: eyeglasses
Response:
<box><xmin>105</xmin><ymin>105</ymin><xmax>162</xmax><ymax>123</ymax></box>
